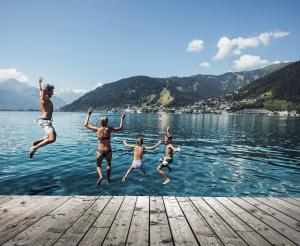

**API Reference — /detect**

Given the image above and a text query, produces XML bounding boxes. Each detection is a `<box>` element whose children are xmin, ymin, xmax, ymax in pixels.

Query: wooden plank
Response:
<box><xmin>280</xmin><ymin>198</ymin><xmax>300</xmax><ymax>208</ymax></box>
<box><xmin>0</xmin><ymin>196</ymin><xmax>70</xmax><ymax>245</ymax></box>
<box><xmin>78</xmin><ymin>196</ymin><xmax>124</xmax><ymax>246</ymax></box>
<box><xmin>0</xmin><ymin>196</ymin><xmax>45</xmax><ymax>222</ymax></box>
<box><xmin>53</xmin><ymin>196</ymin><xmax>111</xmax><ymax>246</ymax></box>
<box><xmin>203</xmin><ymin>197</ymin><xmax>270</xmax><ymax>245</ymax></box>
<box><xmin>164</xmin><ymin>196</ymin><xmax>198</xmax><ymax>245</ymax></box>
<box><xmin>216</xmin><ymin>197</ymin><xmax>295</xmax><ymax>245</ymax></box>
<box><xmin>4</xmin><ymin>196</ymin><xmax>97</xmax><ymax>246</ymax></box>
<box><xmin>126</xmin><ymin>196</ymin><xmax>149</xmax><ymax>245</ymax></box>
<box><xmin>102</xmin><ymin>196</ymin><xmax>137</xmax><ymax>246</ymax></box>
<box><xmin>0</xmin><ymin>196</ymin><xmax>15</xmax><ymax>205</ymax></box>
<box><xmin>190</xmin><ymin>197</ymin><xmax>246</xmax><ymax>245</ymax></box>
<box><xmin>255</xmin><ymin>198</ymin><xmax>300</xmax><ymax>221</ymax></box>
<box><xmin>268</xmin><ymin>198</ymin><xmax>300</xmax><ymax>220</ymax></box>
<box><xmin>149</xmin><ymin>196</ymin><xmax>173</xmax><ymax>246</ymax></box>
<box><xmin>243</xmin><ymin>197</ymin><xmax>300</xmax><ymax>232</ymax></box>
<box><xmin>177</xmin><ymin>197</ymin><xmax>222</xmax><ymax>246</ymax></box>
<box><xmin>230</xmin><ymin>198</ymin><xmax>300</xmax><ymax>245</ymax></box>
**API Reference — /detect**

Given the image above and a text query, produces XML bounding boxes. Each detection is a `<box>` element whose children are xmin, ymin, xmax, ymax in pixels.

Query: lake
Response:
<box><xmin>0</xmin><ymin>111</ymin><xmax>299</xmax><ymax>197</ymax></box>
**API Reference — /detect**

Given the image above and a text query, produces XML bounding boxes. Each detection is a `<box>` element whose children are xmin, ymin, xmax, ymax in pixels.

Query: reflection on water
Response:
<box><xmin>0</xmin><ymin>111</ymin><xmax>299</xmax><ymax>196</ymax></box>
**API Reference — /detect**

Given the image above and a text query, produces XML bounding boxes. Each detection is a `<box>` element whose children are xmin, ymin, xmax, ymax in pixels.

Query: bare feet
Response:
<box><xmin>122</xmin><ymin>177</ymin><xmax>127</xmax><ymax>183</ymax></box>
<box><xmin>29</xmin><ymin>146</ymin><xmax>36</xmax><ymax>158</ymax></box>
<box><xmin>96</xmin><ymin>177</ymin><xmax>102</xmax><ymax>186</ymax></box>
<box><xmin>163</xmin><ymin>178</ymin><xmax>170</xmax><ymax>185</ymax></box>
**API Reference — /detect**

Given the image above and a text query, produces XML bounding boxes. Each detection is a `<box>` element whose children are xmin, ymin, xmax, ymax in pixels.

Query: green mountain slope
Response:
<box><xmin>61</xmin><ymin>63</ymin><xmax>290</xmax><ymax>111</ymax></box>
<box><xmin>226</xmin><ymin>61</ymin><xmax>300</xmax><ymax>112</ymax></box>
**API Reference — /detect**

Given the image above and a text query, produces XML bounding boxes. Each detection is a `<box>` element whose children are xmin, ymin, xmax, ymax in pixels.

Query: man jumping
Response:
<box><xmin>29</xmin><ymin>77</ymin><xmax>56</xmax><ymax>158</ymax></box>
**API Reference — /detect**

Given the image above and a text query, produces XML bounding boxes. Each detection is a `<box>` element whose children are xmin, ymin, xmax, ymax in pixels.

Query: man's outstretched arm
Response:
<box><xmin>38</xmin><ymin>77</ymin><xmax>45</xmax><ymax>100</ymax></box>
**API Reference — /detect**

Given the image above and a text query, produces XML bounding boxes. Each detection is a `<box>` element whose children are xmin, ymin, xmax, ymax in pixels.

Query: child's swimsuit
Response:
<box><xmin>131</xmin><ymin>160</ymin><xmax>142</xmax><ymax>169</ymax></box>
<box><xmin>159</xmin><ymin>157</ymin><xmax>173</xmax><ymax>168</ymax></box>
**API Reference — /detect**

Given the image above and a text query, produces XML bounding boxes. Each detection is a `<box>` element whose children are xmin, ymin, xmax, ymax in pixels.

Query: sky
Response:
<box><xmin>0</xmin><ymin>0</ymin><xmax>299</xmax><ymax>93</ymax></box>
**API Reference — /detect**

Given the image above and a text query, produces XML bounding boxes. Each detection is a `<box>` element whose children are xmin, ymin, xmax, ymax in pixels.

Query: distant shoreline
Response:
<box><xmin>1</xmin><ymin>109</ymin><xmax>299</xmax><ymax>117</ymax></box>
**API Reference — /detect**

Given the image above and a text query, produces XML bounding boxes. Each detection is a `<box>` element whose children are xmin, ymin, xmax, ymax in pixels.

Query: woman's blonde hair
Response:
<box><xmin>100</xmin><ymin>116</ymin><xmax>108</xmax><ymax>127</ymax></box>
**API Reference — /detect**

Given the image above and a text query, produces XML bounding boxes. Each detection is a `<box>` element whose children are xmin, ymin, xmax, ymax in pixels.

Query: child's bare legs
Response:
<box><xmin>157</xmin><ymin>165</ymin><xmax>170</xmax><ymax>184</ymax></box>
<box><xmin>96</xmin><ymin>155</ymin><xmax>103</xmax><ymax>185</ymax></box>
<box><xmin>166</xmin><ymin>166</ymin><xmax>173</xmax><ymax>172</ymax></box>
<box><xmin>140</xmin><ymin>166</ymin><xmax>146</xmax><ymax>174</ymax></box>
<box><xmin>122</xmin><ymin>167</ymin><xmax>134</xmax><ymax>183</ymax></box>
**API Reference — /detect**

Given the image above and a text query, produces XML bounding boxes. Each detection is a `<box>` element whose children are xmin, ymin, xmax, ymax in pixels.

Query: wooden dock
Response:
<box><xmin>0</xmin><ymin>196</ymin><xmax>300</xmax><ymax>245</ymax></box>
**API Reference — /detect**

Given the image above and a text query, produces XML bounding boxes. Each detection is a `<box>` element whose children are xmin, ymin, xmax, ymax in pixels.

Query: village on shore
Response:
<box><xmin>106</xmin><ymin>96</ymin><xmax>300</xmax><ymax>117</ymax></box>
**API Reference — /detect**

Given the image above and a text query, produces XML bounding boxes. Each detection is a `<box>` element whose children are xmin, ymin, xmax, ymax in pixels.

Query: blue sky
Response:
<box><xmin>0</xmin><ymin>0</ymin><xmax>299</xmax><ymax>92</ymax></box>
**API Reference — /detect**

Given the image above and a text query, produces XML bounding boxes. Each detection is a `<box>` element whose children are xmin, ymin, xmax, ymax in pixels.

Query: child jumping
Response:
<box><xmin>122</xmin><ymin>137</ymin><xmax>161</xmax><ymax>183</ymax></box>
<box><xmin>157</xmin><ymin>126</ymin><xmax>180</xmax><ymax>184</ymax></box>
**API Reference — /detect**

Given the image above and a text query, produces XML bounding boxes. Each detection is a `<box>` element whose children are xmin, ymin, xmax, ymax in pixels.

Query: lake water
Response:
<box><xmin>0</xmin><ymin>111</ymin><xmax>299</xmax><ymax>197</ymax></box>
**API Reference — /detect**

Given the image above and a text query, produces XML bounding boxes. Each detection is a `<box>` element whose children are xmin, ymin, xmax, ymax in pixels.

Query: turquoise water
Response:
<box><xmin>0</xmin><ymin>111</ymin><xmax>299</xmax><ymax>196</ymax></box>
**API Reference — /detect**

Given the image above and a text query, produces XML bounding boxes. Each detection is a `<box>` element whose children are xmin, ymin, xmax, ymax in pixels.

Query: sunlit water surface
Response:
<box><xmin>0</xmin><ymin>111</ymin><xmax>299</xmax><ymax>196</ymax></box>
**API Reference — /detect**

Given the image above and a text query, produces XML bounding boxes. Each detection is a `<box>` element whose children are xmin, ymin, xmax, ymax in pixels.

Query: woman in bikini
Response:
<box><xmin>84</xmin><ymin>106</ymin><xmax>125</xmax><ymax>185</ymax></box>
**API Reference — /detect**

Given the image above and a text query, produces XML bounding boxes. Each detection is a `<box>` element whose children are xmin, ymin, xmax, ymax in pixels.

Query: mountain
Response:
<box><xmin>61</xmin><ymin>62</ymin><xmax>290</xmax><ymax>111</ymax></box>
<box><xmin>55</xmin><ymin>89</ymin><xmax>86</xmax><ymax>104</ymax></box>
<box><xmin>224</xmin><ymin>61</ymin><xmax>300</xmax><ymax>112</ymax></box>
<box><xmin>0</xmin><ymin>79</ymin><xmax>66</xmax><ymax>110</ymax></box>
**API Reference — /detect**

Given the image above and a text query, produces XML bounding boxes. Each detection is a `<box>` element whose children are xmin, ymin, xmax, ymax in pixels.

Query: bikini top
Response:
<box><xmin>97</xmin><ymin>127</ymin><xmax>111</xmax><ymax>141</ymax></box>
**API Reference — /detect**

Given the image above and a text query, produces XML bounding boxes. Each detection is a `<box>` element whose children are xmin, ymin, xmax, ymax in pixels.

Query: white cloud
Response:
<box><xmin>58</xmin><ymin>88</ymin><xmax>88</xmax><ymax>94</ymax></box>
<box><xmin>214</xmin><ymin>31</ymin><xmax>289</xmax><ymax>60</ymax></box>
<box><xmin>272</xmin><ymin>60</ymin><xmax>281</xmax><ymax>64</ymax></box>
<box><xmin>0</xmin><ymin>68</ymin><xmax>29</xmax><ymax>82</ymax></box>
<box><xmin>186</xmin><ymin>39</ymin><xmax>204</xmax><ymax>53</ymax></box>
<box><xmin>200</xmin><ymin>62</ymin><xmax>210</xmax><ymax>68</ymax></box>
<box><xmin>233</xmin><ymin>55</ymin><xmax>269</xmax><ymax>70</ymax></box>
<box><xmin>271</xmin><ymin>60</ymin><xmax>290</xmax><ymax>64</ymax></box>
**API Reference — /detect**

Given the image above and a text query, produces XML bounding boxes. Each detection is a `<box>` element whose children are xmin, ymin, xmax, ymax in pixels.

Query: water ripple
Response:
<box><xmin>0</xmin><ymin>112</ymin><xmax>299</xmax><ymax>196</ymax></box>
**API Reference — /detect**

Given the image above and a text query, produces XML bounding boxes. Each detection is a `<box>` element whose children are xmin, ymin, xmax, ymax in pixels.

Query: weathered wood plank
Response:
<box><xmin>177</xmin><ymin>197</ymin><xmax>222</xmax><ymax>246</ymax></box>
<box><xmin>4</xmin><ymin>196</ymin><xmax>97</xmax><ymax>246</ymax></box>
<box><xmin>164</xmin><ymin>196</ymin><xmax>198</xmax><ymax>245</ymax></box>
<box><xmin>255</xmin><ymin>197</ymin><xmax>300</xmax><ymax>221</ymax></box>
<box><xmin>0</xmin><ymin>196</ymin><xmax>70</xmax><ymax>245</ymax></box>
<box><xmin>0</xmin><ymin>196</ymin><xmax>15</xmax><ymax>205</ymax></box>
<box><xmin>53</xmin><ymin>196</ymin><xmax>111</xmax><ymax>246</ymax></box>
<box><xmin>280</xmin><ymin>198</ymin><xmax>300</xmax><ymax>208</ymax></box>
<box><xmin>230</xmin><ymin>198</ymin><xmax>300</xmax><ymax>245</ymax></box>
<box><xmin>149</xmin><ymin>196</ymin><xmax>173</xmax><ymax>246</ymax></box>
<box><xmin>126</xmin><ymin>196</ymin><xmax>149</xmax><ymax>245</ymax></box>
<box><xmin>78</xmin><ymin>196</ymin><xmax>124</xmax><ymax>246</ymax></box>
<box><xmin>0</xmin><ymin>196</ymin><xmax>45</xmax><ymax>222</ymax></box>
<box><xmin>204</xmin><ymin>197</ymin><xmax>270</xmax><ymax>245</ymax></box>
<box><xmin>217</xmin><ymin>197</ymin><xmax>295</xmax><ymax>245</ymax></box>
<box><xmin>243</xmin><ymin>197</ymin><xmax>300</xmax><ymax>232</ymax></box>
<box><xmin>1</xmin><ymin>196</ymin><xmax>300</xmax><ymax>246</ymax></box>
<box><xmin>190</xmin><ymin>197</ymin><xmax>246</xmax><ymax>245</ymax></box>
<box><xmin>102</xmin><ymin>196</ymin><xmax>137</xmax><ymax>246</ymax></box>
